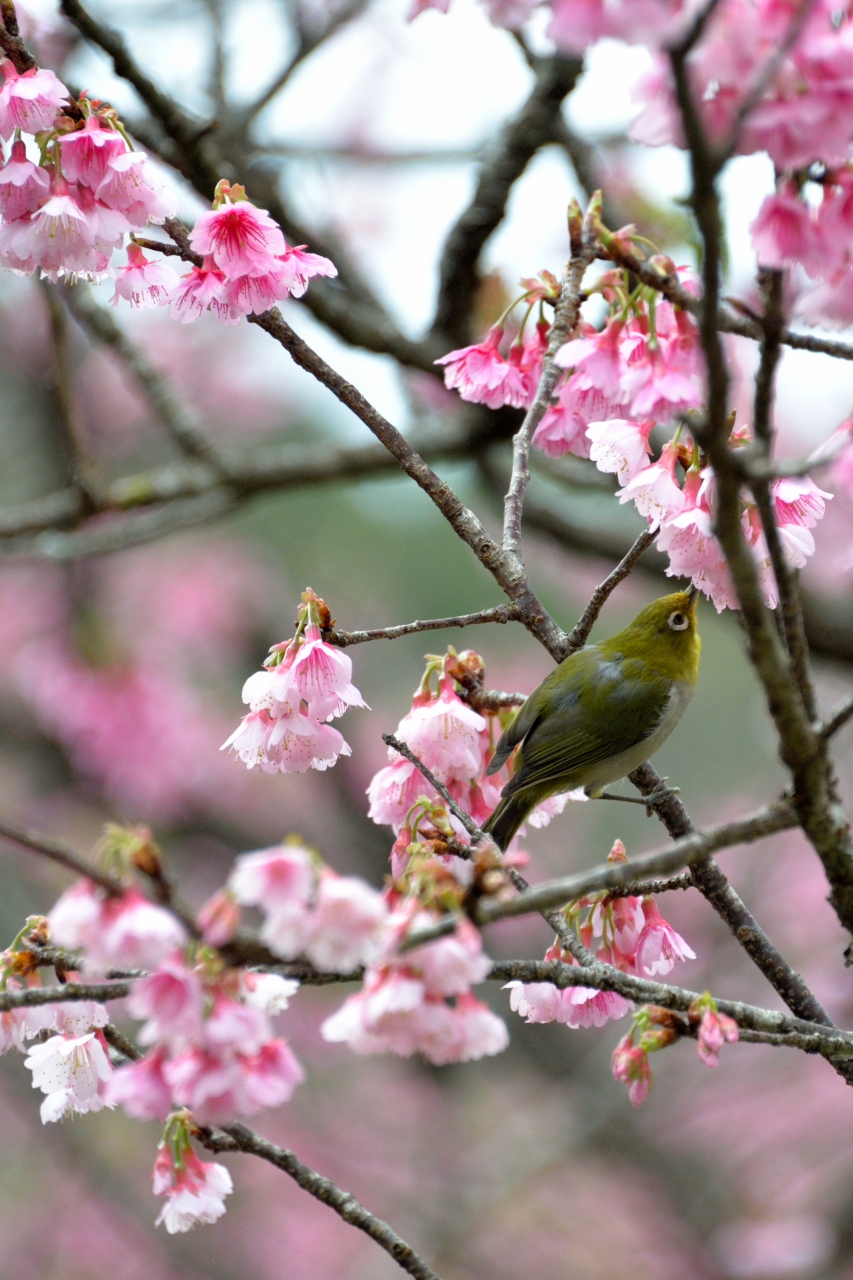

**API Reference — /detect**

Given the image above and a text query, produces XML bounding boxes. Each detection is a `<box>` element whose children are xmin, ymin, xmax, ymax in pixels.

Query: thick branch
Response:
<box><xmin>432</xmin><ymin>53</ymin><xmax>583</xmax><ymax>345</ymax></box>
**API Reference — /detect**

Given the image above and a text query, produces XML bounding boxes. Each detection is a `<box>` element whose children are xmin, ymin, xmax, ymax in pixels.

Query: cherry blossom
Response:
<box><xmin>168</xmin><ymin>257</ymin><xmax>239</xmax><ymax>324</ymax></box>
<box><xmin>306</xmin><ymin>870</ymin><xmax>389</xmax><ymax>972</ymax></box>
<box><xmin>48</xmin><ymin>880</ymin><xmax>187</xmax><ymax>972</ymax></box>
<box><xmin>751</xmin><ymin>185</ymin><xmax>827</xmax><ymax>275</ymax></box>
<box><xmin>105</xmin><ymin>1048</ymin><xmax>173</xmax><ymax>1121</ymax></box>
<box><xmin>435</xmin><ymin>325</ymin><xmax>532</xmax><ymax>409</ymax></box>
<box><xmin>229</xmin><ymin>842</ymin><xmax>315</xmax><ymax>956</ymax></box>
<box><xmin>24</xmin><ymin>1029</ymin><xmax>114</xmax><ymax>1123</ymax></box>
<box><xmin>635</xmin><ymin>899</ymin><xmax>696</xmax><ymax>977</ymax></box>
<box><xmin>0</xmin><ymin>139</ymin><xmax>50</xmax><ymax>220</ymax></box>
<box><xmin>163</xmin><ymin>1038</ymin><xmax>304</xmax><ymax>1125</ymax></box>
<box><xmin>273</xmin><ymin>244</ymin><xmax>338</xmax><ymax>298</ymax></box>
<box><xmin>696</xmin><ymin>1005</ymin><xmax>739</xmax><ymax>1068</ymax></box>
<box><xmin>616</xmin><ymin>440</ymin><xmax>686</xmax><ymax>530</ymax></box>
<box><xmin>586</xmin><ymin>418</ymin><xmax>654</xmax><ymax>484</ymax></box>
<box><xmin>530</xmin><ymin>380</ymin><xmax>593</xmax><ymax>458</ymax></box>
<box><xmin>58</xmin><ymin>116</ymin><xmax>126</xmax><ymax>186</ymax></box>
<box><xmin>657</xmin><ymin>467</ymin><xmax>738</xmax><ymax>611</ymax></box>
<box><xmin>395</xmin><ymin>674</ymin><xmax>486</xmax><ymax>784</ymax></box>
<box><xmin>153</xmin><ymin>1141</ymin><xmax>233</xmax><ymax>1234</ymax></box>
<box><xmin>111</xmin><ymin>241</ymin><xmax>177</xmax><ymax>308</ymax></box>
<box><xmin>197</xmin><ymin>889</ymin><xmax>240</xmax><ymax>947</ymax></box>
<box><xmin>189</xmin><ymin>192</ymin><xmax>286</xmax><ymax>277</ymax></box>
<box><xmin>128</xmin><ymin>953</ymin><xmax>204</xmax><ymax>1052</ymax></box>
<box><xmin>0</xmin><ymin>61</ymin><xmax>68</xmax><ymax>137</ymax></box>
<box><xmin>611</xmin><ymin>1033</ymin><xmax>652</xmax><ymax>1107</ymax></box>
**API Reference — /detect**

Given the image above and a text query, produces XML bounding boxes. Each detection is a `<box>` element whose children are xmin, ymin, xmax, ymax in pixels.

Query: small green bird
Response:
<box><xmin>482</xmin><ymin>588</ymin><xmax>701</xmax><ymax>850</ymax></box>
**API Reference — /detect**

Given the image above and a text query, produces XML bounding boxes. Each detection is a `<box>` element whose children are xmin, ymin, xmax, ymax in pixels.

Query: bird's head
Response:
<box><xmin>610</xmin><ymin>587</ymin><xmax>701</xmax><ymax>683</ymax></box>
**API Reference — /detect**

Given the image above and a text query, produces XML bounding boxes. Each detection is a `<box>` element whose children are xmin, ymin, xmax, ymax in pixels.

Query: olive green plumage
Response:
<box><xmin>482</xmin><ymin>589</ymin><xmax>701</xmax><ymax>850</ymax></box>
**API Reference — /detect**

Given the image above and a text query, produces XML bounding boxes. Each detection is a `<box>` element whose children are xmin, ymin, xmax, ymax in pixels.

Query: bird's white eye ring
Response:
<box><xmin>668</xmin><ymin>610</ymin><xmax>689</xmax><ymax>631</ymax></box>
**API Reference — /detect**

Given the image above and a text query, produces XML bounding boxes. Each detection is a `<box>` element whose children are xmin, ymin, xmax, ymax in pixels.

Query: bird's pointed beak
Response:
<box><xmin>687</xmin><ymin>584</ymin><xmax>699</xmax><ymax>611</ymax></box>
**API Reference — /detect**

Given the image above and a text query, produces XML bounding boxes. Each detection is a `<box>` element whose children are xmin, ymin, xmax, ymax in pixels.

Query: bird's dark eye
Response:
<box><xmin>668</xmin><ymin>611</ymin><xmax>689</xmax><ymax>632</ymax></box>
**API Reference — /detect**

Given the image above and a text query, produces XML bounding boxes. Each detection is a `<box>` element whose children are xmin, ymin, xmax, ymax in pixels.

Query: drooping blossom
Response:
<box><xmin>153</xmin><ymin>1141</ymin><xmax>233</xmax><ymax>1234</ymax></box>
<box><xmin>189</xmin><ymin>195</ymin><xmax>287</xmax><ymax>277</ymax></box>
<box><xmin>168</xmin><ymin>257</ymin><xmax>239</xmax><ymax>324</ymax></box>
<box><xmin>104</xmin><ymin>1047</ymin><xmax>172</xmax><ymax>1121</ymax></box>
<box><xmin>505</xmin><ymin>942</ymin><xmax>629</xmax><ymax>1030</ymax></box>
<box><xmin>111</xmin><ymin>241</ymin><xmax>177</xmax><ymax>308</ymax></box>
<box><xmin>24</xmin><ymin>1030</ymin><xmax>114</xmax><ymax>1123</ymax></box>
<box><xmin>223</xmin><ymin>605</ymin><xmax>364</xmax><ymax>775</ymax></box>
<box><xmin>48</xmin><ymin>879</ymin><xmax>187</xmax><ymax>972</ymax></box>
<box><xmin>58</xmin><ymin>115</ymin><xmax>126</xmax><ymax>186</ymax></box>
<box><xmin>0</xmin><ymin>139</ymin><xmax>50</xmax><ymax>220</ymax></box>
<box><xmin>531</xmin><ymin>380</ymin><xmax>593</xmax><ymax>458</ymax></box>
<box><xmin>162</xmin><ymin>1037</ymin><xmax>304</xmax><ymax>1125</ymax></box>
<box><xmin>772</xmin><ymin>476</ymin><xmax>832</xmax><ymax>529</ymax></box>
<box><xmin>586</xmin><ymin>418</ymin><xmax>654</xmax><ymax>484</ymax></box>
<box><xmin>635</xmin><ymin>898</ymin><xmax>696</xmax><ymax>977</ymax></box>
<box><xmin>616</xmin><ymin>440</ymin><xmax>685</xmax><ymax>530</ymax></box>
<box><xmin>696</xmin><ymin>1005</ymin><xmax>739</xmax><ymax>1068</ymax></box>
<box><xmin>0</xmin><ymin>61</ymin><xmax>68</xmax><ymax>137</ymax></box>
<box><xmin>751</xmin><ymin>185</ymin><xmax>827</xmax><ymax>275</ymax></box>
<box><xmin>611</xmin><ymin>1032</ymin><xmax>652</xmax><ymax>1106</ymax></box>
<box><xmin>128</xmin><ymin>953</ymin><xmax>204</xmax><ymax>1052</ymax></box>
<box><xmin>435</xmin><ymin>325</ymin><xmax>532</xmax><ymax>410</ymax></box>
<box><xmin>657</xmin><ymin>466</ymin><xmax>738</xmax><ymax>611</ymax></box>
<box><xmin>197</xmin><ymin>889</ymin><xmax>240</xmax><ymax>947</ymax></box>
<box><xmin>395</xmin><ymin>674</ymin><xmax>486</xmax><ymax>784</ymax></box>
<box><xmin>229</xmin><ymin>842</ymin><xmax>315</xmax><ymax>958</ymax></box>
<box><xmin>306</xmin><ymin>870</ymin><xmax>389</xmax><ymax>972</ymax></box>
<box><xmin>322</xmin><ymin>913</ymin><xmax>507</xmax><ymax>1065</ymax></box>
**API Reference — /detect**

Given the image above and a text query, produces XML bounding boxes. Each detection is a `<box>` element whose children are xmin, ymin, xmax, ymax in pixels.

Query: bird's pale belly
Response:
<box><xmin>579</xmin><ymin>679</ymin><xmax>694</xmax><ymax>794</ymax></box>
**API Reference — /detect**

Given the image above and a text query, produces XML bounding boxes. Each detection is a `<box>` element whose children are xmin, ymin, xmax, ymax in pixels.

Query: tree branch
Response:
<box><xmin>0</xmin><ymin>815</ymin><xmax>123</xmax><ymax>895</ymax></box>
<box><xmin>327</xmin><ymin>605</ymin><xmax>521</xmax><ymax>647</ymax></box>
<box><xmin>431</xmin><ymin>52</ymin><xmax>584</xmax><ymax>345</ymax></box>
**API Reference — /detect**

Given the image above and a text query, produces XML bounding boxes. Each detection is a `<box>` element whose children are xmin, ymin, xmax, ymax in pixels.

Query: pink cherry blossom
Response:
<box><xmin>435</xmin><ymin>325</ymin><xmax>532</xmax><ymax>410</ymax></box>
<box><xmin>531</xmin><ymin>380</ymin><xmax>593</xmax><ymax>458</ymax></box>
<box><xmin>0</xmin><ymin>978</ymin><xmax>58</xmax><ymax>1051</ymax></box>
<box><xmin>586</xmin><ymin>418</ymin><xmax>654</xmax><ymax>484</ymax></box>
<box><xmin>105</xmin><ymin>1047</ymin><xmax>172</xmax><ymax>1121</ymax></box>
<box><xmin>405</xmin><ymin>917</ymin><xmax>491</xmax><ymax>996</ymax></box>
<box><xmin>751</xmin><ymin>185</ymin><xmax>827</xmax><ymax>275</ymax></box>
<box><xmin>547</xmin><ymin>0</ymin><xmax>690</xmax><ymax>54</ymax></box>
<box><xmin>623</xmin><ymin>330</ymin><xmax>702</xmax><ymax>422</ymax></box>
<box><xmin>367</xmin><ymin>755</ymin><xmax>433</xmax><ymax>829</ymax></box>
<box><xmin>221</xmin><ymin>704</ymin><xmax>351</xmax><ymax>773</ymax></box>
<box><xmin>94</xmin><ymin>150</ymin><xmax>173</xmax><ymax>225</ymax></box>
<box><xmin>321</xmin><ymin>968</ymin><xmax>507</xmax><ymax>1064</ymax></box>
<box><xmin>505</xmin><ymin>979</ymin><xmax>566</xmax><ymax>1024</ymax></box>
<box><xmin>772</xmin><ymin>476</ymin><xmax>832</xmax><ymax>528</ymax></box>
<box><xmin>273</xmin><ymin>244</ymin><xmax>338</xmax><ymax>298</ymax></box>
<box><xmin>527</xmin><ymin>788</ymin><xmax>587</xmax><ymax>828</ymax></box>
<box><xmin>555</xmin><ymin>320</ymin><xmax>626</xmax><ymax>400</ymax></box>
<box><xmin>611</xmin><ymin>1033</ymin><xmax>652</xmax><ymax>1106</ymax></box>
<box><xmin>164</xmin><ymin>1038</ymin><xmax>304</xmax><ymax>1124</ymax></box>
<box><xmin>635</xmin><ymin>899</ymin><xmax>696</xmax><ymax>977</ymax></box>
<box><xmin>0</xmin><ymin>139</ymin><xmax>50</xmax><ymax>220</ymax></box>
<box><xmin>110</xmin><ymin>241</ymin><xmax>177</xmax><ymax>308</ymax></box>
<box><xmin>189</xmin><ymin>197</ymin><xmax>286</xmax><ymax>278</ymax></box>
<box><xmin>286</xmin><ymin>623</ymin><xmax>368</xmax><ymax>720</ymax></box>
<box><xmin>48</xmin><ymin>879</ymin><xmax>187</xmax><ymax>972</ymax></box>
<box><xmin>168</xmin><ymin>257</ymin><xmax>240</xmax><ymax>324</ymax></box>
<box><xmin>0</xmin><ymin>62</ymin><xmax>68</xmax><ymax>138</ymax></box>
<box><xmin>305</xmin><ymin>870</ymin><xmax>389</xmax><ymax>972</ymax></box>
<box><xmin>197</xmin><ymin>888</ymin><xmax>240</xmax><ymax>947</ymax></box>
<box><xmin>229</xmin><ymin>842</ymin><xmax>314</xmax><ymax>957</ymax></box>
<box><xmin>696</xmin><ymin>1006</ymin><xmax>739</xmax><ymax>1067</ymax></box>
<box><xmin>59</xmin><ymin>117</ymin><xmax>126</xmax><ymax>186</ymax></box>
<box><xmin>617</xmin><ymin>440</ymin><xmax>686</xmax><ymax>530</ymax></box>
<box><xmin>128</xmin><ymin>953</ymin><xmax>204</xmax><ymax>1051</ymax></box>
<box><xmin>657</xmin><ymin>467</ymin><xmax>738</xmax><ymax>611</ymax></box>
<box><xmin>24</xmin><ymin>1030</ymin><xmax>114</xmax><ymax>1123</ymax></box>
<box><xmin>21</xmin><ymin>178</ymin><xmax>99</xmax><ymax>277</ymax></box>
<box><xmin>154</xmin><ymin>1144</ymin><xmax>233</xmax><ymax>1234</ymax></box>
<box><xmin>394</xmin><ymin>675</ymin><xmax>486</xmax><ymax>784</ymax></box>
<box><xmin>203</xmin><ymin>994</ymin><xmax>272</xmax><ymax>1057</ymax></box>
<box><xmin>562</xmin><ymin>978</ymin><xmax>630</xmax><ymax>1029</ymax></box>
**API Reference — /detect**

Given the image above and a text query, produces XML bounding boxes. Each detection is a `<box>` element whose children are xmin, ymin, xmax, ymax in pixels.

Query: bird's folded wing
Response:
<box><xmin>504</xmin><ymin>660</ymin><xmax>673</xmax><ymax>795</ymax></box>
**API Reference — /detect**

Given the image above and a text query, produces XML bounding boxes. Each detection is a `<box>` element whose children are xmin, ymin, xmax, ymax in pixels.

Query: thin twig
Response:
<box><xmin>563</xmin><ymin>528</ymin><xmax>657</xmax><ymax>655</ymax></box>
<box><xmin>502</xmin><ymin>197</ymin><xmax>598</xmax><ymax>561</ymax></box>
<box><xmin>383</xmin><ymin>733</ymin><xmax>484</xmax><ymax>842</ymax></box>
<box><xmin>202</xmin><ymin>1123</ymin><xmax>444</xmax><ymax>1280</ymax></box>
<box><xmin>327</xmin><ymin>605</ymin><xmax>521</xmax><ymax>647</ymax></box>
<box><xmin>0</xmin><ymin>815</ymin><xmax>123</xmax><ymax>895</ymax></box>
<box><xmin>823</xmin><ymin>691</ymin><xmax>853</xmax><ymax>739</ymax></box>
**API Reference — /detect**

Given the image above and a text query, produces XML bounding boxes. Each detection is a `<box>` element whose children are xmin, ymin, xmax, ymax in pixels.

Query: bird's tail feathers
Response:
<box><xmin>482</xmin><ymin>793</ymin><xmax>532</xmax><ymax>852</ymax></box>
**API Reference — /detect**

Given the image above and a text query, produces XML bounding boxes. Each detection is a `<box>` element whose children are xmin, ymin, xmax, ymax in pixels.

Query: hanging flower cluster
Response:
<box><xmin>0</xmin><ymin>73</ymin><xmax>173</xmax><ymax>280</ymax></box>
<box><xmin>437</xmin><ymin>243</ymin><xmax>833</xmax><ymax>612</ymax></box>
<box><xmin>506</xmin><ymin>839</ymin><xmax>695</xmax><ymax>1045</ymax></box>
<box><xmin>222</xmin><ymin>589</ymin><xmax>367</xmax><ymax>774</ymax></box>
<box><xmin>0</xmin><ymin>57</ymin><xmax>335</xmax><ymax>313</ymax></box>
